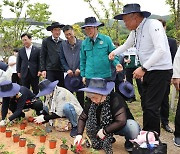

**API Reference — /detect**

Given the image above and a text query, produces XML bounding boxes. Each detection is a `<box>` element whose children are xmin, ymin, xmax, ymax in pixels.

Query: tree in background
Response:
<box><xmin>83</xmin><ymin>0</ymin><xmax>127</xmax><ymax>44</ymax></box>
<box><xmin>0</xmin><ymin>0</ymin><xmax>51</xmax><ymax>57</ymax></box>
<box><xmin>73</xmin><ymin>24</ymin><xmax>85</xmax><ymax>40</ymax></box>
<box><xmin>166</xmin><ymin>0</ymin><xmax>180</xmax><ymax>43</ymax></box>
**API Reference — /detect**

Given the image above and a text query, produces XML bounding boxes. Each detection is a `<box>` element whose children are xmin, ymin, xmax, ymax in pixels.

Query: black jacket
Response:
<box><xmin>168</xmin><ymin>37</ymin><xmax>177</xmax><ymax>63</ymax></box>
<box><xmin>16</xmin><ymin>46</ymin><xmax>40</xmax><ymax>78</ymax></box>
<box><xmin>2</xmin><ymin>86</ymin><xmax>35</xmax><ymax>121</ymax></box>
<box><xmin>40</xmin><ymin>36</ymin><xmax>64</xmax><ymax>71</ymax></box>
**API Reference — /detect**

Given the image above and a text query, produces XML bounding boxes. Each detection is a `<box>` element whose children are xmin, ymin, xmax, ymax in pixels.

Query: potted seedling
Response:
<box><xmin>28</xmin><ymin>111</ymin><xmax>37</xmax><ymax>122</ymax></box>
<box><xmin>19</xmin><ymin>137</ymin><xmax>27</xmax><ymax>147</ymax></box>
<box><xmin>35</xmin><ymin>126</ymin><xmax>47</xmax><ymax>143</ymax></box>
<box><xmin>37</xmin><ymin>145</ymin><xmax>46</xmax><ymax>154</ymax></box>
<box><xmin>13</xmin><ymin>129</ymin><xmax>20</xmax><ymax>143</ymax></box>
<box><xmin>60</xmin><ymin>137</ymin><xmax>69</xmax><ymax>154</ymax></box>
<box><xmin>5</xmin><ymin>122</ymin><xmax>12</xmax><ymax>138</ymax></box>
<box><xmin>39</xmin><ymin>129</ymin><xmax>47</xmax><ymax>143</ymax></box>
<box><xmin>49</xmin><ymin>136</ymin><xmax>57</xmax><ymax>149</ymax></box>
<box><xmin>13</xmin><ymin>130</ymin><xmax>24</xmax><ymax>143</ymax></box>
<box><xmin>18</xmin><ymin>117</ymin><xmax>27</xmax><ymax>130</ymax></box>
<box><xmin>0</xmin><ymin>124</ymin><xmax>6</xmax><ymax>133</ymax></box>
<box><xmin>27</xmin><ymin>139</ymin><xmax>36</xmax><ymax>154</ymax></box>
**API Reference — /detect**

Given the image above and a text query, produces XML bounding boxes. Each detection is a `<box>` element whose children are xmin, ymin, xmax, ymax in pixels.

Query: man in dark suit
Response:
<box><xmin>159</xmin><ymin>19</ymin><xmax>178</xmax><ymax>133</ymax></box>
<box><xmin>17</xmin><ymin>33</ymin><xmax>41</xmax><ymax>94</ymax></box>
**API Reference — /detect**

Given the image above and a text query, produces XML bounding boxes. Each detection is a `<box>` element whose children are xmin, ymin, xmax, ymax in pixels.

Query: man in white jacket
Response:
<box><xmin>34</xmin><ymin>79</ymin><xmax>83</xmax><ymax>137</ymax></box>
<box><xmin>109</xmin><ymin>3</ymin><xmax>172</xmax><ymax>135</ymax></box>
<box><xmin>172</xmin><ymin>45</ymin><xmax>180</xmax><ymax>147</ymax></box>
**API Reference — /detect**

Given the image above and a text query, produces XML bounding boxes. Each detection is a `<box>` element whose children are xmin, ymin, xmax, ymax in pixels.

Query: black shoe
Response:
<box><xmin>124</xmin><ymin>140</ymin><xmax>133</xmax><ymax>152</ymax></box>
<box><xmin>70</xmin><ymin>126</ymin><xmax>78</xmax><ymax>137</ymax></box>
<box><xmin>162</xmin><ymin>124</ymin><xmax>173</xmax><ymax>133</ymax></box>
<box><xmin>174</xmin><ymin>137</ymin><xmax>180</xmax><ymax>147</ymax></box>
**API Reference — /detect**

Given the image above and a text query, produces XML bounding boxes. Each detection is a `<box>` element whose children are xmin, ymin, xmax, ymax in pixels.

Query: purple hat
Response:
<box><xmin>0</xmin><ymin>80</ymin><xmax>20</xmax><ymax>97</ymax></box>
<box><xmin>119</xmin><ymin>81</ymin><xmax>134</xmax><ymax>98</ymax></box>
<box><xmin>46</xmin><ymin>22</ymin><xmax>65</xmax><ymax>31</ymax></box>
<box><xmin>0</xmin><ymin>61</ymin><xmax>8</xmax><ymax>71</ymax></box>
<box><xmin>81</xmin><ymin>17</ymin><xmax>104</xmax><ymax>29</ymax></box>
<box><xmin>64</xmin><ymin>75</ymin><xmax>84</xmax><ymax>92</ymax></box>
<box><xmin>36</xmin><ymin>79</ymin><xmax>59</xmax><ymax>97</ymax></box>
<box><xmin>114</xmin><ymin>3</ymin><xmax>151</xmax><ymax>20</ymax></box>
<box><xmin>79</xmin><ymin>78</ymin><xmax>115</xmax><ymax>95</ymax></box>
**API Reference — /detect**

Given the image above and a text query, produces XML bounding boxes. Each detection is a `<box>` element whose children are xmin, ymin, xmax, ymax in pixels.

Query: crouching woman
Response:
<box><xmin>74</xmin><ymin>78</ymin><xmax>140</xmax><ymax>153</ymax></box>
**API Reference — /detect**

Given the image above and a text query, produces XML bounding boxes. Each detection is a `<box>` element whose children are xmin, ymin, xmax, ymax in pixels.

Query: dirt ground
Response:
<box><xmin>0</xmin><ymin>106</ymin><xmax>180</xmax><ymax>154</ymax></box>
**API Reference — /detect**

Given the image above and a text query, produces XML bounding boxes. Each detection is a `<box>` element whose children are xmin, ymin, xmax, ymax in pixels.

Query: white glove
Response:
<box><xmin>74</xmin><ymin>135</ymin><xmax>82</xmax><ymax>145</ymax></box>
<box><xmin>34</xmin><ymin>115</ymin><xmax>45</xmax><ymax>123</ymax></box>
<box><xmin>0</xmin><ymin>120</ymin><xmax>6</xmax><ymax>126</ymax></box>
<box><xmin>97</xmin><ymin>129</ymin><xmax>105</xmax><ymax>140</ymax></box>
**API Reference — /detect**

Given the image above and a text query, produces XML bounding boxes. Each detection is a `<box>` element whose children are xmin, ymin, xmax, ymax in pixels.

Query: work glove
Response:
<box><xmin>34</xmin><ymin>115</ymin><xmax>45</xmax><ymax>123</ymax></box>
<box><xmin>0</xmin><ymin>120</ymin><xmax>6</xmax><ymax>126</ymax></box>
<box><xmin>74</xmin><ymin>135</ymin><xmax>82</xmax><ymax>145</ymax></box>
<box><xmin>97</xmin><ymin>129</ymin><xmax>106</xmax><ymax>140</ymax></box>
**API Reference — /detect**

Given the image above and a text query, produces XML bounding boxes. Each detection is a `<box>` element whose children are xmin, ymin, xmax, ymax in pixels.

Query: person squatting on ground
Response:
<box><xmin>74</xmin><ymin>78</ymin><xmax>140</xmax><ymax>153</ymax></box>
<box><xmin>33</xmin><ymin>79</ymin><xmax>83</xmax><ymax>137</ymax></box>
<box><xmin>0</xmin><ymin>80</ymin><xmax>43</xmax><ymax>125</ymax></box>
<box><xmin>109</xmin><ymin>3</ymin><xmax>172</xmax><ymax>135</ymax></box>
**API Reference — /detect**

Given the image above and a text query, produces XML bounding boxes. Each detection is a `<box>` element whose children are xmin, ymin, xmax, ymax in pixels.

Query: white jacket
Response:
<box><xmin>50</xmin><ymin>86</ymin><xmax>83</xmax><ymax>117</ymax></box>
<box><xmin>172</xmin><ymin>46</ymin><xmax>180</xmax><ymax>78</ymax></box>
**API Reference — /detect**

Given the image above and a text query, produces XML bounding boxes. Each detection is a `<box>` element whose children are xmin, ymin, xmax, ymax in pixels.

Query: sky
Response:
<box><xmin>1</xmin><ymin>0</ymin><xmax>171</xmax><ymax>25</ymax></box>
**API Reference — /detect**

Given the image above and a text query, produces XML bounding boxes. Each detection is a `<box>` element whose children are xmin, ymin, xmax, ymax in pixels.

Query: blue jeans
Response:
<box><xmin>115</xmin><ymin>119</ymin><xmax>140</xmax><ymax>140</ymax></box>
<box><xmin>63</xmin><ymin>103</ymin><xmax>77</xmax><ymax>127</ymax></box>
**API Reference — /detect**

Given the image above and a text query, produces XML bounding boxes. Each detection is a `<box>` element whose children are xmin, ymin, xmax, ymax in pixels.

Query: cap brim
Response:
<box><xmin>36</xmin><ymin>80</ymin><xmax>58</xmax><ymax>97</ymax></box>
<box><xmin>0</xmin><ymin>83</ymin><xmax>20</xmax><ymax>97</ymax></box>
<box><xmin>79</xmin><ymin>82</ymin><xmax>115</xmax><ymax>95</ymax></box>
<box><xmin>46</xmin><ymin>25</ymin><xmax>65</xmax><ymax>31</ymax></box>
<box><xmin>81</xmin><ymin>22</ymin><xmax>104</xmax><ymax>29</ymax></box>
<box><xmin>114</xmin><ymin>11</ymin><xmax>151</xmax><ymax>20</ymax></box>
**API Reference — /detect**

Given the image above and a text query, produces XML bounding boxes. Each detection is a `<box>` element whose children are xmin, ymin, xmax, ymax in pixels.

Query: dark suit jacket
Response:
<box><xmin>168</xmin><ymin>37</ymin><xmax>177</xmax><ymax>63</ymax></box>
<box><xmin>16</xmin><ymin>46</ymin><xmax>40</xmax><ymax>78</ymax></box>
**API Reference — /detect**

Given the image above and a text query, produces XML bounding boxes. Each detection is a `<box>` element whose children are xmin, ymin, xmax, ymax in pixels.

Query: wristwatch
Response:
<box><xmin>141</xmin><ymin>66</ymin><xmax>147</xmax><ymax>72</ymax></box>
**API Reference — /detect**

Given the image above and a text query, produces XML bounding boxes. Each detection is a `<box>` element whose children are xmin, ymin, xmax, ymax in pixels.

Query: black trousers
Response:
<box><xmin>141</xmin><ymin>70</ymin><xmax>172</xmax><ymax>135</ymax></box>
<box><xmin>125</xmin><ymin>68</ymin><xmax>143</xmax><ymax>98</ymax></box>
<box><xmin>2</xmin><ymin>98</ymin><xmax>43</xmax><ymax>120</ymax></box>
<box><xmin>46</xmin><ymin>70</ymin><xmax>64</xmax><ymax>87</ymax></box>
<box><xmin>21</xmin><ymin>70</ymin><xmax>39</xmax><ymax>95</ymax></box>
<box><xmin>76</xmin><ymin>91</ymin><xmax>84</xmax><ymax>109</ymax></box>
<box><xmin>12</xmin><ymin>73</ymin><xmax>20</xmax><ymax>84</ymax></box>
<box><xmin>160</xmin><ymin>83</ymin><xmax>171</xmax><ymax>125</ymax></box>
<box><xmin>175</xmin><ymin>91</ymin><xmax>180</xmax><ymax>137</ymax></box>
